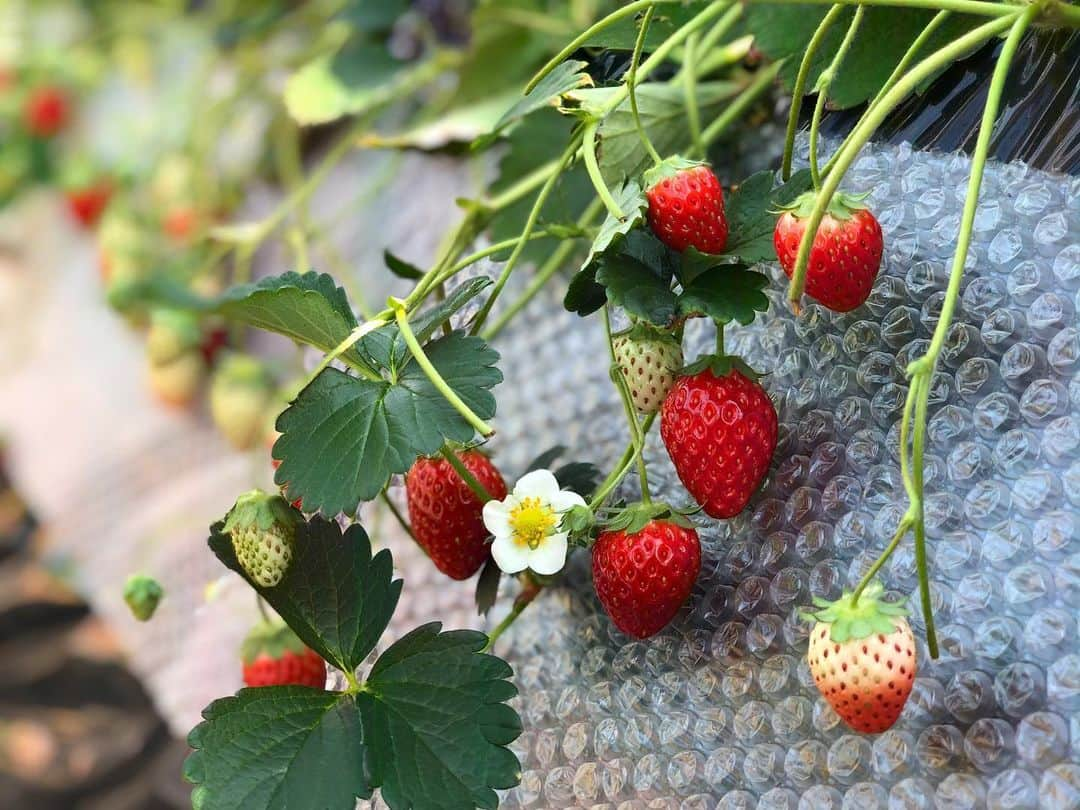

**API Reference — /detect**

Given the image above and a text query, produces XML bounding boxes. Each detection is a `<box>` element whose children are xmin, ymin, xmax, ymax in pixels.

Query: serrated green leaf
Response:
<box><xmin>209</xmin><ymin>516</ymin><xmax>400</xmax><ymax>673</ymax></box>
<box><xmin>186</xmin><ymin>688</ymin><xmax>369</xmax><ymax>810</ymax></box>
<box><xmin>565</xmin><ymin>230</ymin><xmax>678</xmax><ymax>318</ymax></box>
<box><xmin>677</xmin><ymin>267</ymin><xmax>770</xmax><ymax>326</ymax></box>
<box><xmin>562</xmin><ymin>82</ymin><xmax>740</xmax><ymax>185</ymax></box>
<box><xmin>581</xmin><ymin>181</ymin><xmax>647</xmax><ymax>271</ymax></box>
<box><xmin>482</xmin><ymin>60</ymin><xmax>591</xmax><ymax>146</ymax></box>
<box><xmin>595</xmin><ymin>253</ymin><xmax>677</xmax><ymax>327</ymax></box>
<box><xmin>722</xmin><ymin>169</ymin><xmax>813</xmax><ymax>264</ymax></box>
<box><xmin>273</xmin><ymin>330</ymin><xmax>501</xmax><ymax>515</ymax></box>
<box><xmin>384</xmin><ymin>249</ymin><xmax>424</xmax><ymax>280</ymax></box>
<box><xmin>357</xmin><ymin>623</ymin><xmax>521</xmax><ymax>810</ymax></box>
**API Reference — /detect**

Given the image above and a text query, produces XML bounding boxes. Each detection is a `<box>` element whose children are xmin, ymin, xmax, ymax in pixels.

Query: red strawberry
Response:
<box><xmin>65</xmin><ymin>181</ymin><xmax>113</xmax><ymax>228</ymax></box>
<box><xmin>644</xmin><ymin>158</ymin><xmax>728</xmax><ymax>254</ymax></box>
<box><xmin>592</xmin><ymin>512</ymin><xmax>701</xmax><ymax>638</ymax></box>
<box><xmin>660</xmin><ymin>357</ymin><xmax>777</xmax><ymax>519</ymax></box>
<box><xmin>23</xmin><ymin>86</ymin><xmax>70</xmax><ymax>137</ymax></box>
<box><xmin>241</xmin><ymin>622</ymin><xmax>326</xmax><ymax>688</ymax></box>
<box><xmin>805</xmin><ymin>582</ymin><xmax>916</xmax><ymax>733</ymax></box>
<box><xmin>774</xmin><ymin>192</ymin><xmax>883</xmax><ymax>312</ymax></box>
<box><xmin>405</xmin><ymin>450</ymin><xmax>508</xmax><ymax>580</ymax></box>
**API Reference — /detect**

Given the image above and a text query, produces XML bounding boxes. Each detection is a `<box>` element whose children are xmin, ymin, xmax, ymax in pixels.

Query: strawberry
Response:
<box><xmin>162</xmin><ymin>205</ymin><xmax>199</xmax><ymax>243</ymax></box>
<box><xmin>23</xmin><ymin>85</ymin><xmax>69</xmax><ymax>137</ymax></box>
<box><xmin>147</xmin><ymin>351</ymin><xmax>205</xmax><ymax>407</ymax></box>
<box><xmin>805</xmin><ymin>582</ymin><xmax>916</xmax><ymax>734</ymax></box>
<box><xmin>592</xmin><ymin>507</ymin><xmax>701</xmax><ymax>638</ymax></box>
<box><xmin>224</xmin><ymin>489</ymin><xmax>301</xmax><ymax>588</ymax></box>
<box><xmin>405</xmin><ymin>449</ymin><xmax>508</xmax><ymax>580</ymax></box>
<box><xmin>147</xmin><ymin>309</ymin><xmax>202</xmax><ymax>365</ymax></box>
<box><xmin>774</xmin><ymin>192</ymin><xmax>883</xmax><ymax>312</ymax></box>
<box><xmin>241</xmin><ymin>621</ymin><xmax>326</xmax><ymax>689</ymax></box>
<box><xmin>612</xmin><ymin>325</ymin><xmax>683</xmax><ymax>414</ymax></box>
<box><xmin>660</xmin><ymin>356</ymin><xmax>777</xmax><ymax>519</ymax></box>
<box><xmin>65</xmin><ymin>180</ymin><xmax>113</xmax><ymax>227</ymax></box>
<box><xmin>210</xmin><ymin>353</ymin><xmax>273</xmax><ymax>451</ymax></box>
<box><xmin>644</xmin><ymin>158</ymin><xmax>728</xmax><ymax>254</ymax></box>
<box><xmin>123</xmin><ymin>574</ymin><xmax>163</xmax><ymax>621</ymax></box>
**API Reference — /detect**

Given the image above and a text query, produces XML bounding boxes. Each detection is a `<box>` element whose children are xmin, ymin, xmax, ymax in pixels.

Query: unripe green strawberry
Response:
<box><xmin>804</xmin><ymin>582</ymin><xmax>916</xmax><ymax>734</ymax></box>
<box><xmin>123</xmin><ymin>574</ymin><xmax>163</xmax><ymax>621</ymax></box>
<box><xmin>612</xmin><ymin>326</ymin><xmax>684</xmax><ymax>414</ymax></box>
<box><xmin>147</xmin><ymin>350</ymin><xmax>205</xmax><ymax>408</ymax></box>
<box><xmin>241</xmin><ymin>621</ymin><xmax>326</xmax><ymax>688</ymax></box>
<box><xmin>224</xmin><ymin>489</ymin><xmax>301</xmax><ymax>588</ymax></box>
<box><xmin>146</xmin><ymin>308</ymin><xmax>202</xmax><ymax>365</ymax></box>
<box><xmin>210</xmin><ymin>353</ymin><xmax>273</xmax><ymax>450</ymax></box>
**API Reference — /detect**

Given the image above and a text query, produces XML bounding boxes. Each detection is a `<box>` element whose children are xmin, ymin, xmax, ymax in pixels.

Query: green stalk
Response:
<box><xmin>684</xmin><ymin>33</ymin><xmax>704</xmax><ymax>157</ymax></box>
<box><xmin>822</xmin><ymin>9</ymin><xmax>951</xmax><ymax>178</ymax></box>
<box><xmin>745</xmin><ymin>0</ymin><xmax>1023</xmax><ymax>18</ymax></box>
<box><xmin>850</xmin><ymin>513</ymin><xmax>914</xmax><ymax>603</ymax></box>
<box><xmin>675</xmin><ymin>5</ymin><xmax>744</xmax><ymax>79</ymax></box>
<box><xmin>481</xmin><ymin>576</ymin><xmax>542</xmax><ymax>652</ymax></box>
<box><xmin>781</xmin><ymin>4</ymin><xmax>845</xmax><ymax>180</ymax></box>
<box><xmin>629</xmin><ymin>6</ymin><xmax>663</xmax><ymax>167</ymax></box>
<box><xmin>809</xmin><ymin>5</ymin><xmax>865</xmax><ymax>187</ymax></box>
<box><xmin>604</xmin><ymin>306</ymin><xmax>650</xmax><ymax>503</ymax></box>
<box><xmin>588</xmin><ymin>414</ymin><xmax>657</xmax><ymax>510</ymax></box>
<box><xmin>304</xmin><ymin>315</ymin><xmax>390</xmax><ymax>385</ymax></box>
<box><xmin>583</xmin><ymin>120</ymin><xmax>625</xmax><ymax>219</ymax></box>
<box><xmin>380</xmin><ymin>490</ymin><xmax>417</xmax><ymax>544</ymax></box>
<box><xmin>390</xmin><ymin>298</ymin><xmax>495</xmax><ymax>437</ymax></box>
<box><xmin>440</xmin><ymin>445</ymin><xmax>495</xmax><ymax>503</ymax></box>
<box><xmin>785</xmin><ymin>12</ymin><xmax>1018</xmax><ymax>307</ymax></box>
<box><xmin>699</xmin><ymin>60</ymin><xmax>784</xmax><ymax>151</ymax></box>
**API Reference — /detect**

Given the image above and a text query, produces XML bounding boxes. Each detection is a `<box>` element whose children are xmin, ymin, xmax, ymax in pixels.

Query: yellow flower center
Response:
<box><xmin>508</xmin><ymin>497</ymin><xmax>557</xmax><ymax>550</ymax></box>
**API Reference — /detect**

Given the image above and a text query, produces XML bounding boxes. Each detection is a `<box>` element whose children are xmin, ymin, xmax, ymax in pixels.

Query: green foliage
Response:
<box><xmin>384</xmin><ymin>249</ymin><xmax>425</xmax><ymax>280</ymax></box>
<box><xmin>483</xmin><ymin>59</ymin><xmax>592</xmax><ymax>145</ymax></box>
<box><xmin>581</xmin><ymin>181</ymin><xmax>647</xmax><ymax>270</ymax></box>
<box><xmin>595</xmin><ymin>252</ymin><xmax>678</xmax><ymax>327</ymax></box>
<box><xmin>273</xmin><ymin>331</ymin><xmax>501</xmax><ymax>515</ymax></box>
<box><xmin>583</xmin><ymin>2</ymin><xmax>709</xmax><ymax>49</ymax></box>
<box><xmin>721</xmin><ymin>169</ymin><xmax>813</xmax><ymax>264</ymax></box>
<box><xmin>677</xmin><ymin>266</ymin><xmax>771</xmax><ymax>325</ymax></box>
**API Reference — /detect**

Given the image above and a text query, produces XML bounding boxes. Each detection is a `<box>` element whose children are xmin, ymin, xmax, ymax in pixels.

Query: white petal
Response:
<box><xmin>491</xmin><ymin>534</ymin><xmax>529</xmax><ymax>574</ymax></box>
<box><xmin>513</xmin><ymin>469</ymin><xmax>561</xmax><ymax>501</ymax></box>
<box><xmin>527</xmin><ymin>533</ymin><xmax>568</xmax><ymax>576</ymax></box>
<box><xmin>482</xmin><ymin>498</ymin><xmax>512</xmax><ymax>539</ymax></box>
<box><xmin>549</xmin><ymin>489</ymin><xmax>586</xmax><ymax>513</ymax></box>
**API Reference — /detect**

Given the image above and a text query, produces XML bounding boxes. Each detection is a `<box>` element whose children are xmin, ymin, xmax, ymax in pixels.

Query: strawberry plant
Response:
<box><xmin>5</xmin><ymin>0</ymin><xmax>1080</xmax><ymax>806</ymax></box>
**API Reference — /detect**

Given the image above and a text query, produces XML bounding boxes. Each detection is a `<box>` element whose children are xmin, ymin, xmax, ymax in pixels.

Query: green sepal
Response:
<box><xmin>602</xmin><ymin>501</ymin><xmax>694</xmax><ymax>535</ymax></box>
<box><xmin>223</xmin><ymin>489</ymin><xmax>302</xmax><ymax>539</ymax></box>
<box><xmin>802</xmin><ymin>581</ymin><xmax>909</xmax><ymax>643</ymax></box>
<box><xmin>642</xmin><ymin>155</ymin><xmax>707</xmax><ymax>190</ymax></box>
<box><xmin>678</xmin><ymin>353</ymin><xmax>761</xmax><ymax>381</ymax></box>
<box><xmin>123</xmin><ymin>574</ymin><xmax>164</xmax><ymax>621</ymax></box>
<box><xmin>614</xmin><ymin>321</ymin><xmax>680</xmax><ymax>345</ymax></box>
<box><xmin>773</xmin><ymin>189</ymin><xmax>869</xmax><ymax>220</ymax></box>
<box><xmin>240</xmin><ymin>620</ymin><xmax>311</xmax><ymax>665</ymax></box>
<box><xmin>561</xmin><ymin>504</ymin><xmax>596</xmax><ymax>539</ymax></box>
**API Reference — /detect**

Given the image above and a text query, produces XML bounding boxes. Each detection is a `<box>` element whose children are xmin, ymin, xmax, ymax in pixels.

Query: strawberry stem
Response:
<box><xmin>628</xmin><ymin>6</ymin><xmax>663</xmax><ymax>168</ymax></box>
<box><xmin>481</xmin><ymin>575</ymin><xmax>542</xmax><ymax>652</ymax></box>
<box><xmin>256</xmin><ymin>595</ymin><xmax>271</xmax><ymax>623</ymax></box>
<box><xmin>379</xmin><ymin>489</ymin><xmax>417</xmax><ymax>545</ymax></box>
<box><xmin>698</xmin><ymin>59</ymin><xmax>782</xmax><ymax>154</ymax></box>
<box><xmin>682</xmin><ymin>32</ymin><xmax>703</xmax><ymax>159</ymax></box>
<box><xmin>588</xmin><ymin>414</ymin><xmax>658</xmax><ymax>510</ymax></box>
<box><xmin>851</xmin><ymin>512</ymin><xmax>912</xmax><ymax>605</ymax></box>
<box><xmin>715</xmin><ymin>322</ymin><xmax>724</xmax><ymax>356</ymax></box>
<box><xmin>604</xmin><ymin>306</ymin><xmax>652</xmax><ymax>504</ymax></box>
<box><xmin>808</xmin><ymin>5</ymin><xmax>865</xmax><ymax>189</ymax></box>
<box><xmin>583</xmin><ymin>120</ymin><xmax>626</xmax><ymax>220</ymax></box>
<box><xmin>439</xmin><ymin>445</ymin><xmax>495</xmax><ymax>503</ymax></box>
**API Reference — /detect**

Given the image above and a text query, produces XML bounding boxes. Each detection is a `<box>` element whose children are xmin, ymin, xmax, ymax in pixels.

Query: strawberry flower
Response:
<box><xmin>482</xmin><ymin>469</ymin><xmax>585</xmax><ymax>576</ymax></box>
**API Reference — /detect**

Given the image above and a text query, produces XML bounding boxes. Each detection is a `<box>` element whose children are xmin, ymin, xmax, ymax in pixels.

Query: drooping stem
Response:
<box><xmin>481</xmin><ymin>576</ymin><xmax>542</xmax><ymax>652</ymax></box>
<box><xmin>785</xmin><ymin>12</ymin><xmax>1018</xmax><ymax>306</ymax></box>
<box><xmin>628</xmin><ymin>5</ymin><xmax>663</xmax><ymax>167</ymax></box>
<box><xmin>715</xmin><ymin>321</ymin><xmax>725</xmax><ymax>355</ymax></box>
<box><xmin>440</xmin><ymin>445</ymin><xmax>495</xmax><ymax>503</ymax></box>
<box><xmin>256</xmin><ymin>595</ymin><xmax>271</xmax><ymax>623</ymax></box>
<box><xmin>391</xmin><ymin>298</ymin><xmax>495</xmax><ymax>437</ymax></box>
<box><xmin>809</xmin><ymin>5</ymin><xmax>865</xmax><ymax>187</ymax></box>
<box><xmin>781</xmin><ymin>4</ymin><xmax>845</xmax><ymax>180</ymax></box>
<box><xmin>380</xmin><ymin>490</ymin><xmax>416</xmax><ymax>544</ymax></box>
<box><xmin>604</xmin><ymin>306</ymin><xmax>650</xmax><ymax>503</ymax></box>
<box><xmin>683</xmin><ymin>32</ymin><xmax>704</xmax><ymax>157</ymax></box>
<box><xmin>850</xmin><ymin>512</ymin><xmax>913</xmax><ymax>604</ymax></box>
<box><xmin>304</xmin><ymin>314</ymin><xmax>390</xmax><ymax>385</ymax></box>
<box><xmin>676</xmin><ymin>4</ymin><xmax>744</xmax><ymax>79</ymax></box>
<box><xmin>583</xmin><ymin>120</ymin><xmax>625</xmax><ymax>219</ymax></box>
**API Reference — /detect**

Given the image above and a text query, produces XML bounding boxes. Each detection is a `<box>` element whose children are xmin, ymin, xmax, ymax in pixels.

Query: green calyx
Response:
<box><xmin>615</xmin><ymin>321</ymin><xmax>680</xmax><ymax>346</ymax></box>
<box><xmin>123</xmin><ymin>574</ymin><xmax>164</xmax><ymax>621</ymax></box>
<box><xmin>679</xmin><ymin>352</ymin><xmax>760</xmax><ymax>381</ymax></box>
<box><xmin>801</xmin><ymin>582</ymin><xmax>909</xmax><ymax>643</ymax></box>
<box><xmin>774</xmin><ymin>189</ymin><xmax>869</xmax><ymax>220</ymax></box>
<box><xmin>603</xmin><ymin>501</ymin><xmax>693</xmax><ymax>535</ymax></box>
<box><xmin>643</xmin><ymin>155</ymin><xmax>707</xmax><ymax>190</ymax></box>
<box><xmin>224</xmin><ymin>489</ymin><xmax>301</xmax><ymax>539</ymax></box>
<box><xmin>240</xmin><ymin>620</ymin><xmax>309</xmax><ymax>665</ymax></box>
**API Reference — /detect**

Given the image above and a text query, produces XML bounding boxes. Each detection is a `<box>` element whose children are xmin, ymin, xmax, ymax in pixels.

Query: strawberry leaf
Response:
<box><xmin>209</xmin><ymin>516</ymin><xmax>400</xmax><ymax>673</ymax></box>
<box><xmin>677</xmin><ymin>267</ymin><xmax>771</xmax><ymax>326</ymax></box>
<box><xmin>720</xmin><ymin>169</ymin><xmax>813</xmax><ymax>264</ymax></box>
<box><xmin>580</xmin><ymin>181</ymin><xmax>647</xmax><ymax>271</ymax></box>
<box><xmin>554</xmin><ymin>461</ymin><xmax>602</xmax><ymax>498</ymax></box>
<box><xmin>273</xmin><ymin>330</ymin><xmax>501</xmax><ymax>515</ymax></box>
<box><xmin>479</xmin><ymin>59</ymin><xmax>591</xmax><ymax>147</ymax></box>
<box><xmin>474</xmin><ymin>557</ymin><xmax>501</xmax><ymax>616</ymax></box>
<box><xmin>582</xmin><ymin>2</ymin><xmax>710</xmax><ymax>49</ymax></box>
<box><xmin>595</xmin><ymin>253</ymin><xmax>677</xmax><ymax>327</ymax></box>
<box><xmin>356</xmin><ymin>623</ymin><xmax>521</xmax><ymax>809</ymax></box>
<box><xmin>384</xmin><ymin>249</ymin><xmax>424</xmax><ymax>280</ymax></box>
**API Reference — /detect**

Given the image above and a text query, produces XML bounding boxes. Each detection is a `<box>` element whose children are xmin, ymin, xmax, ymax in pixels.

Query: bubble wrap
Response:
<box><xmin>477</xmin><ymin>137</ymin><xmax>1080</xmax><ymax>809</ymax></box>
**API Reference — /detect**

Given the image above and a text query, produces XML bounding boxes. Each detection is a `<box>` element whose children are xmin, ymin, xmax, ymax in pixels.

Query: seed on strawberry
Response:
<box><xmin>660</xmin><ymin>357</ymin><xmax>777</xmax><ymax>519</ymax></box>
<box><xmin>592</xmin><ymin>513</ymin><xmax>700</xmax><ymax>639</ymax></box>
<box><xmin>241</xmin><ymin>621</ymin><xmax>326</xmax><ymax>689</ymax></box>
<box><xmin>224</xmin><ymin>489</ymin><xmax>302</xmax><ymax>588</ymax></box>
<box><xmin>406</xmin><ymin>450</ymin><xmax>508</xmax><ymax>580</ymax></box>
<box><xmin>805</xmin><ymin>582</ymin><xmax>916</xmax><ymax>734</ymax></box>
<box><xmin>774</xmin><ymin>191</ymin><xmax>883</xmax><ymax>312</ymax></box>
<box><xmin>644</xmin><ymin>158</ymin><xmax>728</xmax><ymax>254</ymax></box>
<box><xmin>612</xmin><ymin>326</ymin><xmax>683</xmax><ymax>414</ymax></box>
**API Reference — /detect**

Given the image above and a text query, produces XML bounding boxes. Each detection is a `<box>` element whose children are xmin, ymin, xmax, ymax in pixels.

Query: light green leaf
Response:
<box><xmin>273</xmin><ymin>330</ymin><xmax>501</xmax><ymax>515</ymax></box>
<box><xmin>208</xmin><ymin>516</ymin><xmax>400</xmax><ymax>673</ymax></box>
<box><xmin>581</xmin><ymin>181</ymin><xmax>647</xmax><ymax>271</ymax></box>
<box><xmin>357</xmin><ymin>624</ymin><xmax>521</xmax><ymax>810</ymax></box>
<box><xmin>482</xmin><ymin>60</ymin><xmax>591</xmax><ymax>145</ymax></box>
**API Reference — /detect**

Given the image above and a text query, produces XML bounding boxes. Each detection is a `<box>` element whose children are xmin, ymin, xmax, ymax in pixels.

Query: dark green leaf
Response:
<box><xmin>677</xmin><ymin>267</ymin><xmax>771</xmax><ymax>326</ymax></box>
<box><xmin>186</xmin><ymin>689</ymin><xmax>370</xmax><ymax>810</ymax></box>
<box><xmin>564</xmin><ymin>265</ymin><xmax>607</xmax><ymax>316</ymax></box>
<box><xmin>584</xmin><ymin>3</ymin><xmax>709</xmax><ymax>49</ymax></box>
<box><xmin>474</xmin><ymin>557</ymin><xmax>500</xmax><ymax>616</ymax></box>
<box><xmin>209</xmin><ymin>516</ymin><xmax>400</xmax><ymax>673</ymax></box>
<box><xmin>526</xmin><ymin>445</ymin><xmax>566</xmax><ymax>472</ymax></box>
<box><xmin>554</xmin><ymin>462</ymin><xmax>601</xmax><ymax>498</ymax></box>
<box><xmin>595</xmin><ymin>253</ymin><xmax>677</xmax><ymax>327</ymax></box>
<box><xmin>337</xmin><ymin>0</ymin><xmax>407</xmax><ymax>32</ymax></box>
<box><xmin>356</xmin><ymin>624</ymin><xmax>521</xmax><ymax>809</ymax></box>
<box><xmin>722</xmin><ymin>169</ymin><xmax>812</xmax><ymax>264</ymax></box>
<box><xmin>384</xmin><ymin>250</ymin><xmax>424</xmax><ymax>280</ymax></box>
<box><xmin>482</xmin><ymin>60</ymin><xmax>592</xmax><ymax>145</ymax></box>
<box><xmin>273</xmin><ymin>331</ymin><xmax>501</xmax><ymax>515</ymax></box>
